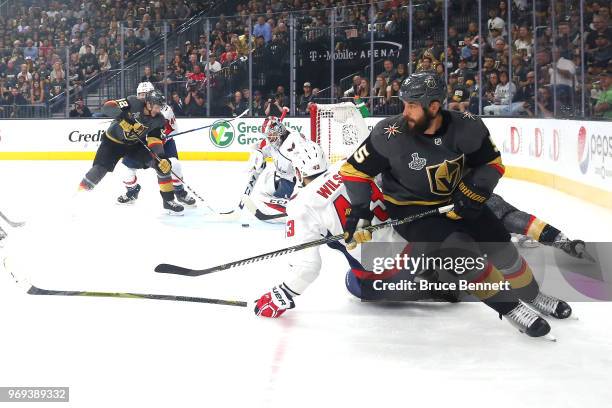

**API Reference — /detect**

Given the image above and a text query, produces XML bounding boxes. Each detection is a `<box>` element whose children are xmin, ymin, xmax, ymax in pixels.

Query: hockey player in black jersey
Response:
<box><xmin>78</xmin><ymin>91</ymin><xmax>184</xmax><ymax>214</ymax></box>
<box><xmin>486</xmin><ymin>194</ymin><xmax>594</xmax><ymax>261</ymax></box>
<box><xmin>339</xmin><ymin>70</ymin><xmax>571</xmax><ymax>338</ymax></box>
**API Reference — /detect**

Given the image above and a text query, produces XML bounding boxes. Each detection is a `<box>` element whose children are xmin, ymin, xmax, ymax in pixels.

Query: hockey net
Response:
<box><xmin>310</xmin><ymin>102</ymin><xmax>370</xmax><ymax>164</ymax></box>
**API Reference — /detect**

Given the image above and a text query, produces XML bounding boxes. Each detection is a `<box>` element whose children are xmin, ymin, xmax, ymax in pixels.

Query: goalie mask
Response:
<box><xmin>263</xmin><ymin>116</ymin><xmax>288</xmax><ymax>147</ymax></box>
<box><xmin>137</xmin><ymin>81</ymin><xmax>155</xmax><ymax>99</ymax></box>
<box><xmin>291</xmin><ymin>140</ymin><xmax>329</xmax><ymax>186</ymax></box>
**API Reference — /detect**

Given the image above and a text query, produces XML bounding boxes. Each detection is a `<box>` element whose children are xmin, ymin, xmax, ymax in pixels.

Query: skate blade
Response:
<box><xmin>524</xmin><ymin>303</ymin><xmax>578</xmax><ymax>321</ymax></box>
<box><xmin>519</xmin><ymin>328</ymin><xmax>557</xmax><ymax>342</ymax></box>
<box><xmin>165</xmin><ymin>210</ymin><xmax>185</xmax><ymax>216</ymax></box>
<box><xmin>116</xmin><ymin>201</ymin><xmax>137</xmax><ymax>206</ymax></box>
<box><xmin>179</xmin><ymin>202</ymin><xmax>197</xmax><ymax>208</ymax></box>
<box><xmin>166</xmin><ymin>210</ymin><xmax>185</xmax><ymax>216</ymax></box>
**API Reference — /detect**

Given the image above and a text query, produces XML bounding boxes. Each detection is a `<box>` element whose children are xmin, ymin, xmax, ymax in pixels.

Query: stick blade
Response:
<box><xmin>154</xmin><ymin>263</ymin><xmax>203</xmax><ymax>276</ymax></box>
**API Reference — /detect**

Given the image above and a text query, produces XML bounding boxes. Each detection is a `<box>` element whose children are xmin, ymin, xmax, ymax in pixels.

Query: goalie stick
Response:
<box><xmin>154</xmin><ymin>204</ymin><xmax>454</xmax><ymax>276</ymax></box>
<box><xmin>0</xmin><ymin>210</ymin><xmax>25</xmax><ymax>227</ymax></box>
<box><xmin>240</xmin><ymin>194</ymin><xmax>286</xmax><ymax>221</ymax></box>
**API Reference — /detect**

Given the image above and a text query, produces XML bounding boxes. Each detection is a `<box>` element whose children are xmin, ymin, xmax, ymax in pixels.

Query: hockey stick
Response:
<box><xmin>26</xmin><ymin>285</ymin><xmax>247</xmax><ymax>307</ymax></box>
<box><xmin>0</xmin><ymin>210</ymin><xmax>25</xmax><ymax>227</ymax></box>
<box><xmin>155</xmin><ymin>204</ymin><xmax>454</xmax><ymax>276</ymax></box>
<box><xmin>169</xmin><ymin>108</ymin><xmax>250</xmax><ymax>138</ymax></box>
<box><xmin>222</xmin><ymin>107</ymin><xmax>290</xmax><ymax>216</ymax></box>
<box><xmin>240</xmin><ymin>194</ymin><xmax>287</xmax><ymax>221</ymax></box>
<box><xmin>0</xmin><ymin>256</ymin><xmax>247</xmax><ymax>307</ymax></box>
<box><xmin>132</xmin><ymin>134</ymin><xmax>216</xmax><ymax>212</ymax></box>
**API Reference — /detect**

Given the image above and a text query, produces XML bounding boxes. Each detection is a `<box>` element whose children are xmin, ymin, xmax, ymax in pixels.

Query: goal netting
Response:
<box><xmin>310</xmin><ymin>102</ymin><xmax>370</xmax><ymax>164</ymax></box>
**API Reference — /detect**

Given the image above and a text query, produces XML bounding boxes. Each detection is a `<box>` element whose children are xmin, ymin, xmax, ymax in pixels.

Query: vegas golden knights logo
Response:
<box><xmin>425</xmin><ymin>155</ymin><xmax>465</xmax><ymax>196</ymax></box>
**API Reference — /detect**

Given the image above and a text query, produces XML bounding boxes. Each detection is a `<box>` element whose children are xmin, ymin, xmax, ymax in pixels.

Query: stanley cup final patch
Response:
<box><xmin>408</xmin><ymin>153</ymin><xmax>427</xmax><ymax>170</ymax></box>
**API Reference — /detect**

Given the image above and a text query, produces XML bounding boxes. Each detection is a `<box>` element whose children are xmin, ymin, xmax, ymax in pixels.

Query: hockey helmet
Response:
<box><xmin>263</xmin><ymin>116</ymin><xmax>288</xmax><ymax>147</ymax></box>
<box><xmin>145</xmin><ymin>90</ymin><xmax>165</xmax><ymax>108</ymax></box>
<box><xmin>399</xmin><ymin>70</ymin><xmax>446</xmax><ymax>108</ymax></box>
<box><xmin>291</xmin><ymin>139</ymin><xmax>329</xmax><ymax>185</ymax></box>
<box><xmin>137</xmin><ymin>81</ymin><xmax>155</xmax><ymax>99</ymax></box>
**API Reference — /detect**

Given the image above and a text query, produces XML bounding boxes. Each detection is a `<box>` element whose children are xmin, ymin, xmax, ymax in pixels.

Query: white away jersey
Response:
<box><xmin>161</xmin><ymin>104</ymin><xmax>178</xmax><ymax>138</ymax></box>
<box><xmin>256</xmin><ymin>131</ymin><xmax>306</xmax><ymax>181</ymax></box>
<box><xmin>283</xmin><ymin>161</ymin><xmax>405</xmax><ymax>295</ymax></box>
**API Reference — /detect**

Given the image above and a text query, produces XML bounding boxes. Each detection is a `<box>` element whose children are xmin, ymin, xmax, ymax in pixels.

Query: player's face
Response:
<box><xmin>267</xmin><ymin>130</ymin><xmax>281</xmax><ymax>146</ymax></box>
<box><xmin>403</xmin><ymin>101</ymin><xmax>440</xmax><ymax>133</ymax></box>
<box><xmin>137</xmin><ymin>92</ymin><xmax>146</xmax><ymax>100</ymax></box>
<box><xmin>147</xmin><ymin>103</ymin><xmax>162</xmax><ymax>116</ymax></box>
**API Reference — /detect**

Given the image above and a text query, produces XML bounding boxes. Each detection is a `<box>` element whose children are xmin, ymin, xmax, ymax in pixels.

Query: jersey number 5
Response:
<box><xmin>353</xmin><ymin>145</ymin><xmax>370</xmax><ymax>163</ymax></box>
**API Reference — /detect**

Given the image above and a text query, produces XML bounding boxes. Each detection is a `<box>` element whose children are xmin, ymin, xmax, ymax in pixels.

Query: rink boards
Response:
<box><xmin>0</xmin><ymin>116</ymin><xmax>610</xmax><ymax>206</ymax></box>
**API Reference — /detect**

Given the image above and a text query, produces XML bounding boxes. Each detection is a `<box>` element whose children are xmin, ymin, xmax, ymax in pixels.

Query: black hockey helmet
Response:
<box><xmin>399</xmin><ymin>70</ymin><xmax>446</xmax><ymax>108</ymax></box>
<box><xmin>145</xmin><ymin>89</ymin><xmax>165</xmax><ymax>107</ymax></box>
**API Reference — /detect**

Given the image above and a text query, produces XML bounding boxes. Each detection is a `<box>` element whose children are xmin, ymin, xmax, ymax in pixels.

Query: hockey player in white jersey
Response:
<box><xmin>116</xmin><ymin>82</ymin><xmax>196</xmax><ymax>206</ymax></box>
<box><xmin>253</xmin><ymin>141</ymin><xmax>572</xmax><ymax>339</ymax></box>
<box><xmin>238</xmin><ymin>115</ymin><xmax>306</xmax><ymax>220</ymax></box>
<box><xmin>254</xmin><ymin>140</ymin><xmax>443</xmax><ymax>318</ymax></box>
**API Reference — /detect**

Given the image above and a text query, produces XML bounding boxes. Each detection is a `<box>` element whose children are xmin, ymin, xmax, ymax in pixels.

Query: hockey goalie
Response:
<box><xmin>238</xmin><ymin>114</ymin><xmax>307</xmax><ymax>221</ymax></box>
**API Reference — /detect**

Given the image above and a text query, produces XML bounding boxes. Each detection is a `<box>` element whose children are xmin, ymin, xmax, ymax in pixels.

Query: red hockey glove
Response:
<box><xmin>254</xmin><ymin>284</ymin><xmax>296</xmax><ymax>318</ymax></box>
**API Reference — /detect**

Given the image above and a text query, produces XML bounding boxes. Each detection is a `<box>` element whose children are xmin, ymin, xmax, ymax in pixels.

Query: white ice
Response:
<box><xmin>1</xmin><ymin>160</ymin><xmax>612</xmax><ymax>408</ymax></box>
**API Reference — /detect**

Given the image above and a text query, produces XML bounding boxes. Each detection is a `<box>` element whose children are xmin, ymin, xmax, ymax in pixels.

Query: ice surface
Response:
<box><xmin>0</xmin><ymin>160</ymin><xmax>611</xmax><ymax>408</ymax></box>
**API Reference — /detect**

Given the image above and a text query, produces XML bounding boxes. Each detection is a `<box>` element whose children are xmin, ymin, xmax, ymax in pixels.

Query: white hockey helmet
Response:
<box><xmin>136</xmin><ymin>81</ymin><xmax>155</xmax><ymax>99</ymax></box>
<box><xmin>291</xmin><ymin>139</ymin><xmax>329</xmax><ymax>185</ymax></box>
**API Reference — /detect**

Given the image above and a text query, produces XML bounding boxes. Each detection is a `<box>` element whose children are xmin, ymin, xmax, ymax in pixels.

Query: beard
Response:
<box><xmin>407</xmin><ymin>110</ymin><xmax>436</xmax><ymax>134</ymax></box>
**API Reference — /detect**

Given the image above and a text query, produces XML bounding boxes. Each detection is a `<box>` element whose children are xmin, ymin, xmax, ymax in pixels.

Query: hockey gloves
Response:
<box><xmin>343</xmin><ymin>206</ymin><xmax>373</xmax><ymax>250</ymax></box>
<box><xmin>157</xmin><ymin>158</ymin><xmax>172</xmax><ymax>174</ymax></box>
<box><xmin>254</xmin><ymin>283</ymin><xmax>296</xmax><ymax>318</ymax></box>
<box><xmin>448</xmin><ymin>180</ymin><xmax>490</xmax><ymax>220</ymax></box>
<box><xmin>118</xmin><ymin>110</ymin><xmax>145</xmax><ymax>136</ymax></box>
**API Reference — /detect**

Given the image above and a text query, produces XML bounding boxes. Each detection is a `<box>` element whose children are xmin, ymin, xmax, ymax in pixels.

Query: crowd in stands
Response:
<box><xmin>0</xmin><ymin>0</ymin><xmax>201</xmax><ymax>118</ymax></box>
<box><xmin>0</xmin><ymin>0</ymin><xmax>609</xmax><ymax>119</ymax></box>
<box><xmin>156</xmin><ymin>0</ymin><xmax>609</xmax><ymax>119</ymax></box>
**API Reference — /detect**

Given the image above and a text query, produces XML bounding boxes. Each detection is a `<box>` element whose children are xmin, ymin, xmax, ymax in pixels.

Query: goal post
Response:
<box><xmin>309</xmin><ymin>102</ymin><xmax>370</xmax><ymax>164</ymax></box>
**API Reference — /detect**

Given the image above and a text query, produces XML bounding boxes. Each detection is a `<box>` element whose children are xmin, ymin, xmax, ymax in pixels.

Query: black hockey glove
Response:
<box><xmin>343</xmin><ymin>205</ymin><xmax>373</xmax><ymax>250</ymax></box>
<box><xmin>448</xmin><ymin>180</ymin><xmax>490</xmax><ymax>221</ymax></box>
